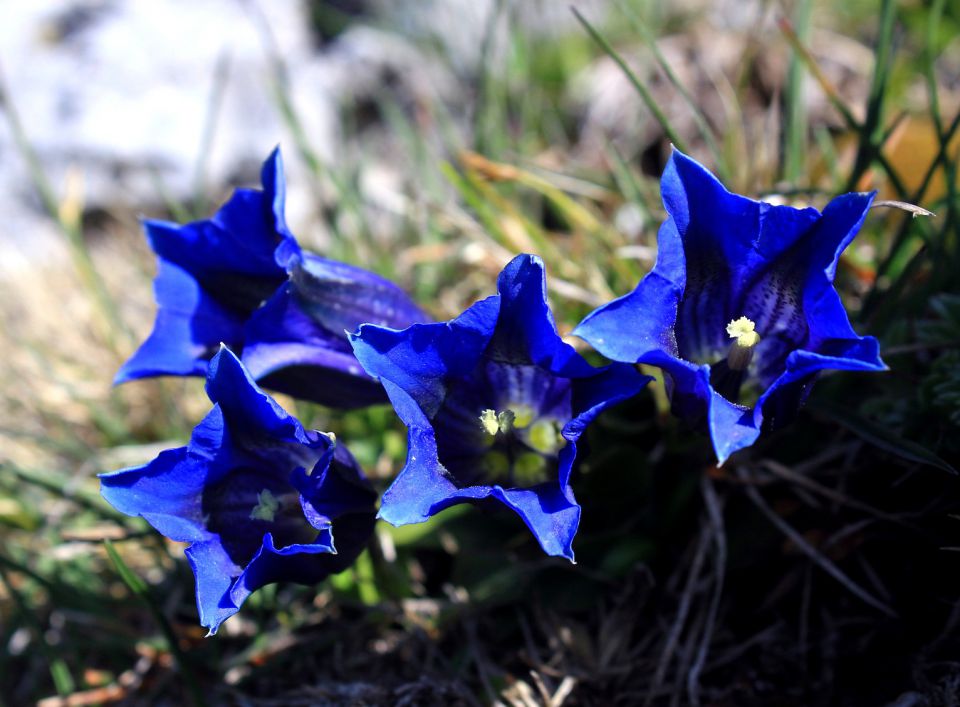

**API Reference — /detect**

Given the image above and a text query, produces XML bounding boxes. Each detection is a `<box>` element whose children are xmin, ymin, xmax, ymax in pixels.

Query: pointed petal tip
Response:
<box><xmin>112</xmin><ymin>367</ymin><xmax>134</xmax><ymax>387</ymax></box>
<box><xmin>262</xmin><ymin>145</ymin><xmax>284</xmax><ymax>179</ymax></box>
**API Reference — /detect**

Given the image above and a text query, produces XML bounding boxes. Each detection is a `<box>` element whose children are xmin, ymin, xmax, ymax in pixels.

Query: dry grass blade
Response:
<box><xmin>736</xmin><ymin>467</ymin><xmax>897</xmax><ymax>618</ymax></box>
<box><xmin>645</xmin><ymin>516</ymin><xmax>712</xmax><ymax>705</ymax></box>
<box><xmin>686</xmin><ymin>476</ymin><xmax>727</xmax><ymax>707</ymax></box>
<box><xmin>871</xmin><ymin>200</ymin><xmax>936</xmax><ymax>218</ymax></box>
<box><xmin>759</xmin><ymin>459</ymin><xmax>917</xmax><ymax>529</ymax></box>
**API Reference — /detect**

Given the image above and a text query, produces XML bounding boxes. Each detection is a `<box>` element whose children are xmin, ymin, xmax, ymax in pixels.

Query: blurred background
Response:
<box><xmin>1</xmin><ymin>0</ymin><xmax>959</xmax><ymax>704</ymax></box>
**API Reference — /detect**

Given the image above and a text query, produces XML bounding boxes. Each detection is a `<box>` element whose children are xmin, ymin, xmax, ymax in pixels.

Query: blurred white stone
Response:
<box><xmin>371</xmin><ymin>0</ymin><xmax>612</xmax><ymax>73</ymax></box>
<box><xmin>0</xmin><ymin>0</ymin><xmax>336</xmax><ymax>272</ymax></box>
<box><xmin>0</xmin><ymin>0</ymin><xmax>621</xmax><ymax>274</ymax></box>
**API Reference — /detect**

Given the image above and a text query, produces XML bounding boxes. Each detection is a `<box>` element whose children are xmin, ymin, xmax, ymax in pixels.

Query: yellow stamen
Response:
<box><xmin>480</xmin><ymin>408</ymin><xmax>518</xmax><ymax>435</ymax></box>
<box><xmin>726</xmin><ymin>317</ymin><xmax>760</xmax><ymax>348</ymax></box>
<box><xmin>726</xmin><ymin>316</ymin><xmax>760</xmax><ymax>371</ymax></box>
<box><xmin>480</xmin><ymin>409</ymin><xmax>500</xmax><ymax>435</ymax></box>
<box><xmin>249</xmin><ymin>489</ymin><xmax>281</xmax><ymax>522</ymax></box>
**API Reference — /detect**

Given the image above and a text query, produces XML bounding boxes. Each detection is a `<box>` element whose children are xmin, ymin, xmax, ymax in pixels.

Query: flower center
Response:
<box><xmin>725</xmin><ymin>316</ymin><xmax>761</xmax><ymax>371</ymax></box>
<box><xmin>203</xmin><ymin>470</ymin><xmax>317</xmax><ymax>566</ymax></box>
<box><xmin>709</xmin><ymin>316</ymin><xmax>762</xmax><ymax>405</ymax></box>
<box><xmin>475</xmin><ymin>404</ymin><xmax>564</xmax><ymax>487</ymax></box>
<box><xmin>249</xmin><ymin>489</ymin><xmax>281</xmax><ymax>522</ymax></box>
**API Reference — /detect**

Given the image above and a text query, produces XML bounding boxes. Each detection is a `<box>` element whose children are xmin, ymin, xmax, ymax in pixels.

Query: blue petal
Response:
<box><xmin>224</xmin><ymin>531</ymin><xmax>336</xmax><ymax>622</ymax></box>
<box><xmin>376</xmin><ymin>392</ymin><xmax>463</xmax><ymax>525</ymax></box>
<box><xmin>241</xmin><ymin>252</ymin><xmax>430</xmax><ymax>409</ymax></box>
<box><xmin>292</xmin><ymin>254</ymin><xmax>428</xmax><ymax>334</ymax></box>
<box><xmin>147</xmin><ymin>152</ymin><xmax>293</xmax><ymax>283</ymax></box>
<box><xmin>576</xmin><ymin>151</ymin><xmax>884</xmax><ymax>463</ymax></box>
<box><xmin>377</xmin><ymin>414</ymin><xmax>580</xmax><ymax>559</ymax></box>
<box><xmin>801</xmin><ymin>192</ymin><xmax>877</xmax><ymax>344</ymax></box>
<box><xmin>641</xmin><ymin>349</ymin><xmax>761</xmax><ymax>465</ymax></box>
<box><xmin>806</xmin><ymin>191</ymin><xmax>877</xmax><ymax>283</ymax></box>
<box><xmin>141</xmin><ymin>149</ymin><xmax>301</xmax><ymax>316</ymax></box>
<box><xmin>487</xmin><ymin>254</ymin><xmax>566</xmax><ymax>367</ymax></box>
<box><xmin>115</xmin><ymin>260</ymin><xmax>244</xmax><ymax>384</ymax></box>
<box><xmin>573</xmin><ymin>216</ymin><xmax>684</xmax><ymax>364</ymax></box>
<box><xmin>565</xmin><ymin>363</ymin><xmax>653</xmax><ymax>442</ymax></box>
<box><xmin>205</xmin><ymin>347</ymin><xmax>321</xmax><ymax>450</ymax></box>
<box><xmin>241</xmin><ymin>283</ymin><xmax>387</xmax><ymax>408</ymax></box>
<box><xmin>494</xmin><ymin>254</ymin><xmax>622</xmax><ymax>383</ymax></box>
<box><xmin>491</xmin><ymin>484</ymin><xmax>580</xmax><ymax>561</ymax></box>
<box><xmin>707</xmin><ymin>389</ymin><xmax>761</xmax><ymax>465</ymax></box>
<box><xmin>144</xmin><ymin>217</ymin><xmax>284</xmax><ymax>314</ymax></box>
<box><xmin>185</xmin><ymin>539</ymin><xmax>244</xmax><ymax>635</ymax></box>
<box><xmin>105</xmin><ymin>343</ymin><xmax>378</xmax><ymax>636</ymax></box>
<box><xmin>187</xmin><ymin>527</ymin><xmax>342</xmax><ymax>636</ymax></box>
<box><xmin>368</xmin><ymin>256</ymin><xmax>650</xmax><ymax>560</ymax></box>
<box><xmin>258</xmin><ymin>146</ymin><xmax>303</xmax><ymax>270</ymax></box>
<box><xmin>100</xmin><ymin>446</ymin><xmax>212</xmax><ymax>544</ymax></box>
<box><xmin>350</xmin><ymin>295</ymin><xmax>500</xmax><ymax>419</ymax></box>
<box><xmin>663</xmin><ymin>150</ymin><xmax>822</xmax><ymax>287</ymax></box>
<box><xmin>294</xmin><ymin>443</ymin><xmax>378</xmax><ymax>528</ymax></box>
<box><xmin>757</xmin><ymin>339</ymin><xmax>886</xmax><ymax>427</ymax></box>
<box><xmin>663</xmin><ymin>150</ymin><xmax>822</xmax><ymax>359</ymax></box>
<box><xmin>739</xmin><ymin>192</ymin><xmax>878</xmax><ymax>384</ymax></box>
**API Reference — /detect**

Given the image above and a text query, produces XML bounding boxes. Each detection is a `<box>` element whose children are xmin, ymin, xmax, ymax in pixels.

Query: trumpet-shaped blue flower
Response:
<box><xmin>349</xmin><ymin>254</ymin><xmax>650</xmax><ymax>561</ymax></box>
<box><xmin>574</xmin><ymin>150</ymin><xmax>886</xmax><ymax>464</ymax></box>
<box><xmin>116</xmin><ymin>147</ymin><xmax>426</xmax><ymax>408</ymax></box>
<box><xmin>101</xmin><ymin>347</ymin><xmax>377</xmax><ymax>635</ymax></box>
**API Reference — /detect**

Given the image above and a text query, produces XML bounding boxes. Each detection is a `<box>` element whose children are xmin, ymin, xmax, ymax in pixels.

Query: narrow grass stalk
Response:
<box><xmin>5</xmin><ymin>463</ymin><xmax>126</xmax><ymax>521</ymax></box>
<box><xmin>573</xmin><ymin>8</ymin><xmax>690</xmax><ymax>155</ymax></box>
<box><xmin>863</xmin><ymin>108</ymin><xmax>960</xmax><ymax>320</ymax></box>
<box><xmin>780</xmin><ymin>8</ymin><xmax>908</xmax><ymax>201</ymax></box>
<box><xmin>924</xmin><ymin>0</ymin><xmax>947</xmax><ymax>137</ymax></box>
<box><xmin>783</xmin><ymin>0</ymin><xmax>813</xmax><ymax>182</ymax></box>
<box><xmin>778</xmin><ymin>18</ymin><xmax>859</xmax><ymax>132</ymax></box>
<box><xmin>739</xmin><ymin>470</ymin><xmax>897</xmax><ymax>618</ymax></box>
<box><xmin>191</xmin><ymin>51</ymin><xmax>231</xmax><ymax>219</ymax></box>
<box><xmin>613</xmin><ymin>0</ymin><xmax>726</xmax><ymax>176</ymax></box>
<box><xmin>845</xmin><ymin>0</ymin><xmax>897</xmax><ymax>192</ymax></box>
<box><xmin>475</xmin><ymin>0</ymin><xmax>509</xmax><ymax>158</ymax></box>
<box><xmin>104</xmin><ymin>540</ymin><xmax>206</xmax><ymax>707</ymax></box>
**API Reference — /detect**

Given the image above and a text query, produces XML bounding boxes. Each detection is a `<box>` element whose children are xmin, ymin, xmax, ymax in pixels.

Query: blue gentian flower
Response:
<box><xmin>349</xmin><ymin>254</ymin><xmax>650</xmax><ymax>560</ymax></box>
<box><xmin>101</xmin><ymin>347</ymin><xmax>377</xmax><ymax>635</ymax></box>
<box><xmin>574</xmin><ymin>150</ymin><xmax>887</xmax><ymax>464</ymax></box>
<box><xmin>116</xmin><ymin>147</ymin><xmax>427</xmax><ymax>408</ymax></box>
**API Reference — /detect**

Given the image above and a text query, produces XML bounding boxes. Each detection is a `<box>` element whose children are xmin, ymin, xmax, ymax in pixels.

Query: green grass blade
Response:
<box><xmin>845</xmin><ymin>0</ymin><xmax>897</xmax><ymax>192</ymax></box>
<box><xmin>475</xmin><ymin>0</ymin><xmax>509</xmax><ymax>157</ymax></box>
<box><xmin>104</xmin><ymin>540</ymin><xmax>207</xmax><ymax>707</ymax></box>
<box><xmin>613</xmin><ymin>0</ymin><xmax>726</xmax><ymax>176</ymax></box>
<box><xmin>573</xmin><ymin>7</ymin><xmax>690</xmax><ymax>155</ymax></box>
<box><xmin>778</xmin><ymin>18</ymin><xmax>859</xmax><ymax>132</ymax></box>
<box><xmin>925</xmin><ymin>0</ymin><xmax>947</xmax><ymax>137</ymax></box>
<box><xmin>784</xmin><ymin>0</ymin><xmax>814</xmax><ymax>182</ymax></box>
